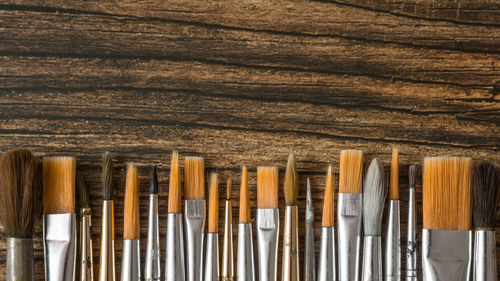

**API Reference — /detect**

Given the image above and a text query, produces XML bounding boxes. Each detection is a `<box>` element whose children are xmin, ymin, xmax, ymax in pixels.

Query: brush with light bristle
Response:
<box><xmin>385</xmin><ymin>148</ymin><xmax>401</xmax><ymax>281</ymax></box>
<box><xmin>121</xmin><ymin>163</ymin><xmax>141</xmax><ymax>281</ymax></box>
<box><xmin>472</xmin><ymin>161</ymin><xmax>500</xmax><ymax>281</ymax></box>
<box><xmin>337</xmin><ymin>149</ymin><xmax>363</xmax><ymax>281</ymax></box>
<box><xmin>222</xmin><ymin>178</ymin><xmax>234</xmax><ymax>281</ymax></box>
<box><xmin>405</xmin><ymin>165</ymin><xmax>417</xmax><ymax>281</ymax></box>
<box><xmin>304</xmin><ymin>178</ymin><xmax>315</xmax><ymax>281</ymax></box>
<box><xmin>237</xmin><ymin>166</ymin><xmax>255</xmax><ymax>281</ymax></box>
<box><xmin>145</xmin><ymin>166</ymin><xmax>161</xmax><ymax>281</ymax></box>
<box><xmin>184</xmin><ymin>156</ymin><xmax>206</xmax><ymax>281</ymax></box>
<box><xmin>166</xmin><ymin>151</ymin><xmax>185</xmax><ymax>281</ymax></box>
<box><xmin>256</xmin><ymin>166</ymin><xmax>279</xmax><ymax>281</ymax></box>
<box><xmin>99</xmin><ymin>151</ymin><xmax>116</xmax><ymax>281</ymax></box>
<box><xmin>78</xmin><ymin>174</ymin><xmax>93</xmax><ymax>281</ymax></box>
<box><xmin>43</xmin><ymin>156</ymin><xmax>77</xmax><ymax>281</ymax></box>
<box><xmin>422</xmin><ymin>156</ymin><xmax>472</xmax><ymax>281</ymax></box>
<box><xmin>361</xmin><ymin>158</ymin><xmax>387</xmax><ymax>281</ymax></box>
<box><xmin>282</xmin><ymin>153</ymin><xmax>300</xmax><ymax>281</ymax></box>
<box><xmin>205</xmin><ymin>173</ymin><xmax>220</xmax><ymax>281</ymax></box>
<box><xmin>318</xmin><ymin>165</ymin><xmax>337</xmax><ymax>281</ymax></box>
<box><xmin>0</xmin><ymin>149</ymin><xmax>41</xmax><ymax>281</ymax></box>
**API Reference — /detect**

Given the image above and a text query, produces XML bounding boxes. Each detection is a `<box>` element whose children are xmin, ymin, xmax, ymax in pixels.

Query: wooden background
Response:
<box><xmin>0</xmin><ymin>0</ymin><xmax>499</xmax><ymax>279</ymax></box>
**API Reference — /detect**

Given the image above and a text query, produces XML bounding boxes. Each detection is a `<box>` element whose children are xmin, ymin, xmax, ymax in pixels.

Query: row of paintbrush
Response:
<box><xmin>0</xmin><ymin>148</ymin><xmax>498</xmax><ymax>281</ymax></box>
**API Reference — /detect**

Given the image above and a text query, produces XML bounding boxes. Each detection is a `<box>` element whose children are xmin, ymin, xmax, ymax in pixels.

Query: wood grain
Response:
<box><xmin>0</xmin><ymin>0</ymin><xmax>498</xmax><ymax>279</ymax></box>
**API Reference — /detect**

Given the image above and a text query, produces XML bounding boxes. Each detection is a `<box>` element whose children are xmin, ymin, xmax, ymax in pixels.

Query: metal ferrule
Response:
<box><xmin>43</xmin><ymin>213</ymin><xmax>77</xmax><ymax>281</ymax></box>
<box><xmin>422</xmin><ymin>229</ymin><xmax>472</xmax><ymax>281</ymax></box>
<box><xmin>405</xmin><ymin>188</ymin><xmax>417</xmax><ymax>281</ymax></box>
<box><xmin>222</xmin><ymin>200</ymin><xmax>234</xmax><ymax>281</ymax></box>
<box><xmin>385</xmin><ymin>200</ymin><xmax>401</xmax><ymax>281</ymax></box>
<box><xmin>473</xmin><ymin>230</ymin><xmax>496</xmax><ymax>281</ymax></box>
<box><xmin>304</xmin><ymin>193</ymin><xmax>315</xmax><ymax>281</ymax></box>
<box><xmin>166</xmin><ymin>213</ymin><xmax>185</xmax><ymax>281</ymax></box>
<box><xmin>362</xmin><ymin>236</ymin><xmax>382</xmax><ymax>281</ymax></box>
<box><xmin>99</xmin><ymin>200</ymin><xmax>116</xmax><ymax>281</ymax></box>
<box><xmin>282</xmin><ymin>205</ymin><xmax>300</xmax><ymax>281</ymax></box>
<box><xmin>237</xmin><ymin>223</ymin><xmax>255</xmax><ymax>281</ymax></box>
<box><xmin>121</xmin><ymin>239</ymin><xmax>141</xmax><ymax>281</ymax></box>
<box><xmin>257</xmin><ymin>208</ymin><xmax>280</xmax><ymax>281</ymax></box>
<box><xmin>184</xmin><ymin>199</ymin><xmax>206</xmax><ymax>281</ymax></box>
<box><xmin>6</xmin><ymin>238</ymin><xmax>35</xmax><ymax>281</ymax></box>
<box><xmin>145</xmin><ymin>194</ymin><xmax>161</xmax><ymax>281</ymax></box>
<box><xmin>317</xmin><ymin>227</ymin><xmax>336</xmax><ymax>281</ymax></box>
<box><xmin>337</xmin><ymin>193</ymin><xmax>362</xmax><ymax>281</ymax></box>
<box><xmin>204</xmin><ymin>233</ymin><xmax>220</xmax><ymax>281</ymax></box>
<box><xmin>80</xmin><ymin>208</ymin><xmax>93</xmax><ymax>281</ymax></box>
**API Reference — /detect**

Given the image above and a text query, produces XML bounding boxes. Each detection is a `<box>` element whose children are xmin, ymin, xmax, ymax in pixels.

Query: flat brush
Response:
<box><xmin>256</xmin><ymin>166</ymin><xmax>279</xmax><ymax>281</ymax></box>
<box><xmin>422</xmin><ymin>157</ymin><xmax>472</xmax><ymax>281</ymax></box>
<box><xmin>43</xmin><ymin>156</ymin><xmax>77</xmax><ymax>281</ymax></box>
<box><xmin>78</xmin><ymin>175</ymin><xmax>93</xmax><ymax>281</ymax></box>
<box><xmin>385</xmin><ymin>148</ymin><xmax>401</xmax><ymax>281</ymax></box>
<box><xmin>317</xmin><ymin>166</ymin><xmax>336</xmax><ymax>281</ymax></box>
<box><xmin>237</xmin><ymin>166</ymin><xmax>255</xmax><ymax>281</ymax></box>
<box><xmin>337</xmin><ymin>150</ymin><xmax>363</xmax><ymax>281</ymax></box>
<box><xmin>304</xmin><ymin>178</ymin><xmax>315</xmax><ymax>281</ymax></box>
<box><xmin>361</xmin><ymin>158</ymin><xmax>387</xmax><ymax>281</ymax></box>
<box><xmin>0</xmin><ymin>149</ymin><xmax>41</xmax><ymax>281</ymax></box>
<box><xmin>99</xmin><ymin>152</ymin><xmax>116</xmax><ymax>281</ymax></box>
<box><xmin>472</xmin><ymin>161</ymin><xmax>500</xmax><ymax>281</ymax></box>
<box><xmin>184</xmin><ymin>156</ymin><xmax>206</xmax><ymax>281</ymax></box>
<box><xmin>121</xmin><ymin>163</ymin><xmax>141</xmax><ymax>281</ymax></box>
<box><xmin>204</xmin><ymin>173</ymin><xmax>220</xmax><ymax>281</ymax></box>
<box><xmin>145</xmin><ymin>166</ymin><xmax>161</xmax><ymax>281</ymax></box>
<box><xmin>282</xmin><ymin>153</ymin><xmax>300</xmax><ymax>281</ymax></box>
<box><xmin>166</xmin><ymin>151</ymin><xmax>185</xmax><ymax>281</ymax></box>
<box><xmin>405</xmin><ymin>165</ymin><xmax>417</xmax><ymax>281</ymax></box>
<box><xmin>222</xmin><ymin>178</ymin><xmax>234</xmax><ymax>281</ymax></box>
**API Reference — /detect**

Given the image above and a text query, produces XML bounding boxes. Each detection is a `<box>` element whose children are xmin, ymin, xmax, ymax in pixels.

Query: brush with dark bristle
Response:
<box><xmin>389</xmin><ymin>148</ymin><xmax>399</xmax><ymax>200</ymax></box>
<box><xmin>124</xmin><ymin>164</ymin><xmax>140</xmax><ymax>240</ymax></box>
<box><xmin>77</xmin><ymin>174</ymin><xmax>90</xmax><ymax>209</ymax></box>
<box><xmin>322</xmin><ymin>165</ymin><xmax>335</xmax><ymax>228</ymax></box>
<box><xmin>102</xmin><ymin>151</ymin><xmax>114</xmax><ymax>200</ymax></box>
<box><xmin>168</xmin><ymin>151</ymin><xmax>182</xmax><ymax>214</ymax></box>
<box><xmin>184</xmin><ymin>156</ymin><xmax>205</xmax><ymax>200</ymax></box>
<box><xmin>43</xmin><ymin>156</ymin><xmax>76</xmax><ymax>214</ymax></box>
<box><xmin>284</xmin><ymin>153</ymin><xmax>298</xmax><ymax>206</ymax></box>
<box><xmin>409</xmin><ymin>165</ymin><xmax>416</xmax><ymax>189</ymax></box>
<box><xmin>363</xmin><ymin>158</ymin><xmax>387</xmax><ymax>236</ymax></box>
<box><xmin>239</xmin><ymin>166</ymin><xmax>250</xmax><ymax>223</ymax></box>
<box><xmin>208</xmin><ymin>173</ymin><xmax>219</xmax><ymax>233</ymax></box>
<box><xmin>423</xmin><ymin>157</ymin><xmax>472</xmax><ymax>230</ymax></box>
<box><xmin>472</xmin><ymin>160</ymin><xmax>500</xmax><ymax>230</ymax></box>
<box><xmin>257</xmin><ymin>166</ymin><xmax>279</xmax><ymax>209</ymax></box>
<box><xmin>150</xmin><ymin>165</ymin><xmax>158</xmax><ymax>195</ymax></box>
<box><xmin>339</xmin><ymin>150</ymin><xmax>363</xmax><ymax>194</ymax></box>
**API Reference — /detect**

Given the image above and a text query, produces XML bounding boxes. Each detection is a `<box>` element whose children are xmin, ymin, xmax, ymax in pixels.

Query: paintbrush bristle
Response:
<box><xmin>77</xmin><ymin>174</ymin><xmax>90</xmax><ymax>208</ymax></box>
<box><xmin>306</xmin><ymin>178</ymin><xmax>312</xmax><ymax>209</ymax></box>
<box><xmin>389</xmin><ymin>148</ymin><xmax>399</xmax><ymax>200</ymax></box>
<box><xmin>102</xmin><ymin>151</ymin><xmax>114</xmax><ymax>200</ymax></box>
<box><xmin>168</xmin><ymin>151</ymin><xmax>182</xmax><ymax>213</ymax></box>
<box><xmin>43</xmin><ymin>156</ymin><xmax>76</xmax><ymax>214</ymax></box>
<box><xmin>472</xmin><ymin>161</ymin><xmax>500</xmax><ymax>229</ymax></box>
<box><xmin>423</xmin><ymin>157</ymin><xmax>472</xmax><ymax>230</ymax></box>
<box><xmin>208</xmin><ymin>172</ymin><xmax>219</xmax><ymax>233</ymax></box>
<box><xmin>409</xmin><ymin>165</ymin><xmax>416</xmax><ymax>188</ymax></box>
<box><xmin>184</xmin><ymin>156</ymin><xmax>205</xmax><ymax>200</ymax></box>
<box><xmin>150</xmin><ymin>165</ymin><xmax>158</xmax><ymax>194</ymax></box>
<box><xmin>226</xmin><ymin>178</ymin><xmax>232</xmax><ymax>200</ymax></box>
<box><xmin>363</xmin><ymin>158</ymin><xmax>387</xmax><ymax>236</ymax></box>
<box><xmin>284</xmin><ymin>152</ymin><xmax>298</xmax><ymax>205</ymax></box>
<box><xmin>239</xmin><ymin>166</ymin><xmax>251</xmax><ymax>223</ymax></box>
<box><xmin>0</xmin><ymin>149</ymin><xmax>42</xmax><ymax>238</ymax></box>
<box><xmin>257</xmin><ymin>166</ymin><xmax>279</xmax><ymax>209</ymax></box>
<box><xmin>124</xmin><ymin>163</ymin><xmax>140</xmax><ymax>239</ymax></box>
<box><xmin>339</xmin><ymin>150</ymin><xmax>363</xmax><ymax>194</ymax></box>
<box><xmin>322</xmin><ymin>165</ymin><xmax>335</xmax><ymax>227</ymax></box>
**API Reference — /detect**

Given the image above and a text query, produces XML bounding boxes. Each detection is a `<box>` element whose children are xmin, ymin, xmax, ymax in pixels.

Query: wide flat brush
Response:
<box><xmin>237</xmin><ymin>166</ymin><xmax>255</xmax><ymax>281</ymax></box>
<box><xmin>304</xmin><ymin>178</ymin><xmax>315</xmax><ymax>281</ymax></box>
<box><xmin>385</xmin><ymin>148</ymin><xmax>401</xmax><ymax>281</ymax></box>
<box><xmin>99</xmin><ymin>152</ymin><xmax>116</xmax><ymax>281</ymax></box>
<box><xmin>78</xmin><ymin>175</ymin><xmax>93</xmax><ymax>281</ymax></box>
<box><xmin>222</xmin><ymin>178</ymin><xmax>234</xmax><ymax>281</ymax></box>
<box><xmin>317</xmin><ymin>166</ymin><xmax>336</xmax><ymax>281</ymax></box>
<box><xmin>405</xmin><ymin>165</ymin><xmax>417</xmax><ymax>281</ymax></box>
<box><xmin>145</xmin><ymin>166</ymin><xmax>161</xmax><ymax>281</ymax></box>
<box><xmin>204</xmin><ymin>173</ymin><xmax>220</xmax><ymax>281</ymax></box>
<box><xmin>0</xmin><ymin>149</ymin><xmax>41</xmax><ymax>281</ymax></box>
<box><xmin>43</xmin><ymin>156</ymin><xmax>77</xmax><ymax>281</ymax></box>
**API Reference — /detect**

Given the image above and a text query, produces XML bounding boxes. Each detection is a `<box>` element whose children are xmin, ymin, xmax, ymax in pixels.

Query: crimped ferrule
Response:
<box><xmin>304</xmin><ymin>193</ymin><xmax>315</xmax><ymax>281</ymax></box>
<box><xmin>222</xmin><ymin>200</ymin><xmax>234</xmax><ymax>281</ymax></box>
<box><xmin>385</xmin><ymin>200</ymin><xmax>401</xmax><ymax>281</ymax></box>
<box><xmin>165</xmin><ymin>213</ymin><xmax>185</xmax><ymax>281</ymax></box>
<box><xmin>6</xmin><ymin>238</ymin><xmax>35</xmax><ymax>281</ymax></box>
<box><xmin>317</xmin><ymin>227</ymin><xmax>336</xmax><ymax>281</ymax></box>
<box><xmin>145</xmin><ymin>194</ymin><xmax>161</xmax><ymax>281</ymax></box>
<box><xmin>337</xmin><ymin>193</ymin><xmax>362</xmax><ymax>281</ymax></box>
<box><xmin>257</xmin><ymin>208</ymin><xmax>279</xmax><ymax>281</ymax></box>
<box><xmin>204</xmin><ymin>233</ymin><xmax>220</xmax><ymax>281</ymax></box>
<box><xmin>362</xmin><ymin>236</ymin><xmax>382</xmax><ymax>281</ymax></box>
<box><xmin>99</xmin><ymin>200</ymin><xmax>116</xmax><ymax>281</ymax></box>
<box><xmin>121</xmin><ymin>239</ymin><xmax>141</xmax><ymax>281</ymax></box>
<box><xmin>184</xmin><ymin>199</ymin><xmax>206</xmax><ymax>281</ymax></box>
<box><xmin>80</xmin><ymin>208</ymin><xmax>93</xmax><ymax>281</ymax></box>
<box><xmin>473</xmin><ymin>230</ymin><xmax>496</xmax><ymax>281</ymax></box>
<box><xmin>282</xmin><ymin>205</ymin><xmax>300</xmax><ymax>281</ymax></box>
<box><xmin>405</xmin><ymin>188</ymin><xmax>417</xmax><ymax>281</ymax></box>
<box><xmin>237</xmin><ymin>223</ymin><xmax>255</xmax><ymax>281</ymax></box>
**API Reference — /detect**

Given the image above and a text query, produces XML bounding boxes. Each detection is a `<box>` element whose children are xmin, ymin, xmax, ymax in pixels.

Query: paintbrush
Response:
<box><xmin>43</xmin><ymin>156</ymin><xmax>77</xmax><ymax>281</ymax></box>
<box><xmin>99</xmin><ymin>152</ymin><xmax>116</xmax><ymax>281</ymax></box>
<box><xmin>405</xmin><ymin>165</ymin><xmax>417</xmax><ymax>281</ymax></box>
<box><xmin>166</xmin><ymin>151</ymin><xmax>185</xmax><ymax>281</ymax></box>
<box><xmin>0</xmin><ymin>149</ymin><xmax>41</xmax><ymax>281</ymax></box>
<box><xmin>121</xmin><ymin>163</ymin><xmax>141</xmax><ymax>281</ymax></box>
<box><xmin>337</xmin><ymin>150</ymin><xmax>363</xmax><ymax>281</ymax></box>
<box><xmin>317</xmin><ymin>165</ymin><xmax>336</xmax><ymax>281</ymax></box>
<box><xmin>256</xmin><ymin>166</ymin><xmax>279</xmax><ymax>281</ymax></box>
<box><xmin>422</xmin><ymin>157</ymin><xmax>472</xmax><ymax>281</ymax></box>
<box><xmin>282</xmin><ymin>153</ymin><xmax>300</xmax><ymax>281</ymax></box>
<box><xmin>222</xmin><ymin>178</ymin><xmax>234</xmax><ymax>281</ymax></box>
<box><xmin>145</xmin><ymin>166</ymin><xmax>161</xmax><ymax>281</ymax></box>
<box><xmin>472</xmin><ymin>161</ymin><xmax>500</xmax><ymax>281</ymax></box>
<box><xmin>78</xmin><ymin>174</ymin><xmax>93</xmax><ymax>281</ymax></box>
<box><xmin>237</xmin><ymin>166</ymin><xmax>255</xmax><ymax>281</ymax></box>
<box><xmin>361</xmin><ymin>158</ymin><xmax>387</xmax><ymax>281</ymax></box>
<box><xmin>304</xmin><ymin>178</ymin><xmax>316</xmax><ymax>281</ymax></box>
<box><xmin>184</xmin><ymin>156</ymin><xmax>206</xmax><ymax>281</ymax></box>
<box><xmin>204</xmin><ymin>173</ymin><xmax>220</xmax><ymax>281</ymax></box>
<box><xmin>385</xmin><ymin>148</ymin><xmax>401</xmax><ymax>281</ymax></box>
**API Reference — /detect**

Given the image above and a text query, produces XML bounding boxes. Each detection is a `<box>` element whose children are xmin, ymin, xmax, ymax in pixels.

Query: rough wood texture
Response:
<box><xmin>0</xmin><ymin>0</ymin><xmax>498</xmax><ymax>279</ymax></box>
